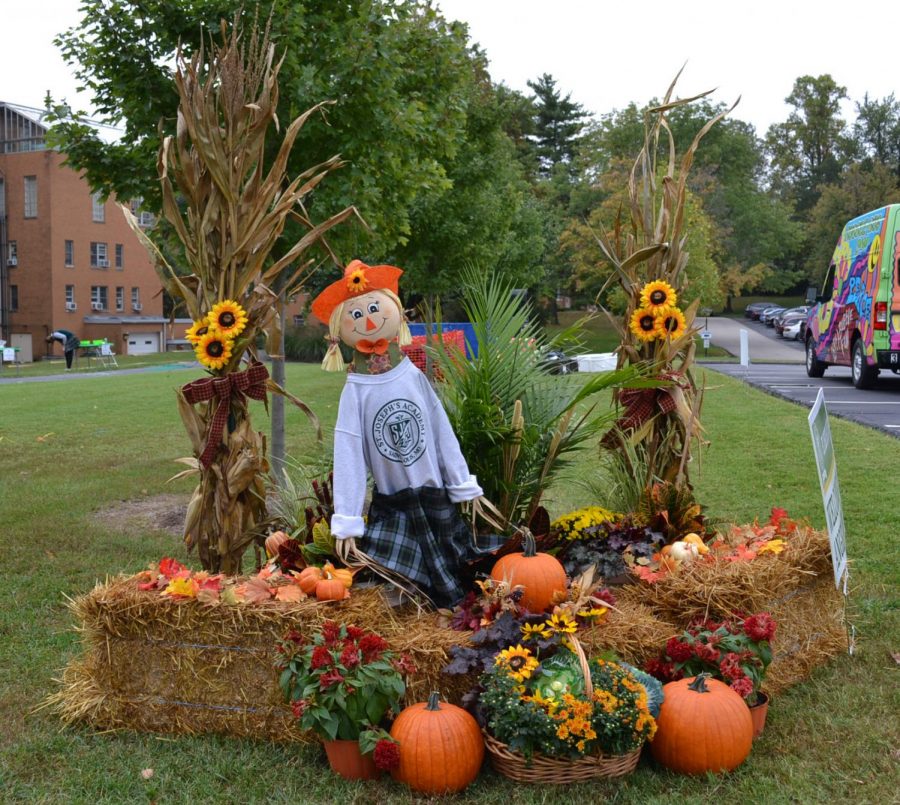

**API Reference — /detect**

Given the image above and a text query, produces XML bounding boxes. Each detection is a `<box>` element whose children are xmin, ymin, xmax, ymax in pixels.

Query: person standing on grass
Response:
<box><xmin>46</xmin><ymin>329</ymin><xmax>80</xmax><ymax>370</ymax></box>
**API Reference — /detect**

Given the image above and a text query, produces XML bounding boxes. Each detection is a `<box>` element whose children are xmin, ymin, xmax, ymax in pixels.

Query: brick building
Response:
<box><xmin>0</xmin><ymin>102</ymin><xmax>165</xmax><ymax>361</ymax></box>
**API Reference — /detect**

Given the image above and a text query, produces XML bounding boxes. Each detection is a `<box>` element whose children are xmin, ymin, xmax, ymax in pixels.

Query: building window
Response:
<box><xmin>24</xmin><ymin>176</ymin><xmax>37</xmax><ymax>218</ymax></box>
<box><xmin>129</xmin><ymin>198</ymin><xmax>155</xmax><ymax>228</ymax></box>
<box><xmin>66</xmin><ymin>285</ymin><xmax>75</xmax><ymax>310</ymax></box>
<box><xmin>90</xmin><ymin>285</ymin><xmax>108</xmax><ymax>310</ymax></box>
<box><xmin>131</xmin><ymin>287</ymin><xmax>142</xmax><ymax>311</ymax></box>
<box><xmin>7</xmin><ymin>241</ymin><xmax>17</xmax><ymax>267</ymax></box>
<box><xmin>65</xmin><ymin>240</ymin><xmax>74</xmax><ymax>267</ymax></box>
<box><xmin>116</xmin><ymin>286</ymin><xmax>124</xmax><ymax>311</ymax></box>
<box><xmin>115</xmin><ymin>243</ymin><xmax>123</xmax><ymax>269</ymax></box>
<box><xmin>90</xmin><ymin>242</ymin><xmax>109</xmax><ymax>268</ymax></box>
<box><xmin>9</xmin><ymin>285</ymin><xmax>18</xmax><ymax>312</ymax></box>
<box><xmin>91</xmin><ymin>192</ymin><xmax>105</xmax><ymax>223</ymax></box>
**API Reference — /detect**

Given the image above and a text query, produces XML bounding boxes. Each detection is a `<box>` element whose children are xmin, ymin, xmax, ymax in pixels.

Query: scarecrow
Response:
<box><xmin>311</xmin><ymin>260</ymin><xmax>504</xmax><ymax>606</ymax></box>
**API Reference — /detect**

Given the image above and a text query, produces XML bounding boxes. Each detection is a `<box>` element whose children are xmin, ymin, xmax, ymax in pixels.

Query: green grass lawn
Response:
<box><xmin>0</xmin><ymin>364</ymin><xmax>897</xmax><ymax>803</ymax></box>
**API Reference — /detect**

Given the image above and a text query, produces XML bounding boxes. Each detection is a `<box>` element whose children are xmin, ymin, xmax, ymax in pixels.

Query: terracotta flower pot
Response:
<box><xmin>748</xmin><ymin>692</ymin><xmax>769</xmax><ymax>738</ymax></box>
<box><xmin>322</xmin><ymin>739</ymin><xmax>380</xmax><ymax>780</ymax></box>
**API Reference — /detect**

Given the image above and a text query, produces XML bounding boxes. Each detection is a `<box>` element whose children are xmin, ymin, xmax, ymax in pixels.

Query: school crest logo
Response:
<box><xmin>372</xmin><ymin>399</ymin><xmax>426</xmax><ymax>465</ymax></box>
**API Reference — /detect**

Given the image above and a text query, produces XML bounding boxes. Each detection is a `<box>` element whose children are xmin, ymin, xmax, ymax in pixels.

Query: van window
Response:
<box><xmin>820</xmin><ymin>264</ymin><xmax>836</xmax><ymax>303</ymax></box>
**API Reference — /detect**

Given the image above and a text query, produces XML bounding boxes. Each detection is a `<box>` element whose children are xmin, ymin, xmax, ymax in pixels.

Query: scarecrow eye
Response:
<box><xmin>367</xmin><ymin>301</ymin><xmax>380</xmax><ymax>314</ymax></box>
<box><xmin>350</xmin><ymin>309</ymin><xmax>364</xmax><ymax>320</ymax></box>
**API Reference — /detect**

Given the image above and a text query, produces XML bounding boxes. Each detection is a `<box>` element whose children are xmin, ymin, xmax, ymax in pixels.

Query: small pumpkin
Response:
<box><xmin>651</xmin><ymin>674</ymin><xmax>753</xmax><ymax>774</ymax></box>
<box><xmin>490</xmin><ymin>532</ymin><xmax>567</xmax><ymax>613</ymax></box>
<box><xmin>297</xmin><ymin>566</ymin><xmax>322</xmax><ymax>595</ymax></box>
<box><xmin>390</xmin><ymin>691</ymin><xmax>484</xmax><ymax>794</ymax></box>
<box><xmin>322</xmin><ymin>562</ymin><xmax>353</xmax><ymax>589</ymax></box>
<box><xmin>681</xmin><ymin>533</ymin><xmax>710</xmax><ymax>555</ymax></box>
<box><xmin>265</xmin><ymin>530</ymin><xmax>291</xmax><ymax>558</ymax></box>
<box><xmin>315</xmin><ymin>576</ymin><xmax>347</xmax><ymax>601</ymax></box>
<box><xmin>667</xmin><ymin>540</ymin><xmax>699</xmax><ymax>563</ymax></box>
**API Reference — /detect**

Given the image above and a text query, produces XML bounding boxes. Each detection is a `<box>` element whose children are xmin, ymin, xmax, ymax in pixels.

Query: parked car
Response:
<box><xmin>781</xmin><ymin>319</ymin><xmax>803</xmax><ymax>340</ymax></box>
<box><xmin>773</xmin><ymin>306</ymin><xmax>809</xmax><ymax>329</ymax></box>
<box><xmin>760</xmin><ymin>306</ymin><xmax>786</xmax><ymax>325</ymax></box>
<box><xmin>745</xmin><ymin>302</ymin><xmax>774</xmax><ymax>320</ymax></box>
<box><xmin>539</xmin><ymin>348</ymin><xmax>579</xmax><ymax>374</ymax></box>
<box><xmin>775</xmin><ymin>308</ymin><xmax>809</xmax><ymax>336</ymax></box>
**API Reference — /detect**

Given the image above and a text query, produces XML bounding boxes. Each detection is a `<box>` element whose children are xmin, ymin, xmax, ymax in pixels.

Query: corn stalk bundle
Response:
<box><xmin>124</xmin><ymin>16</ymin><xmax>355</xmax><ymax>574</ymax></box>
<box><xmin>593</xmin><ymin>71</ymin><xmax>738</xmax><ymax>491</ymax></box>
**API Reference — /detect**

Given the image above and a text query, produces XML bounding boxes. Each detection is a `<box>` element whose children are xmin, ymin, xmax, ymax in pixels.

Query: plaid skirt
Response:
<box><xmin>360</xmin><ymin>486</ymin><xmax>506</xmax><ymax>608</ymax></box>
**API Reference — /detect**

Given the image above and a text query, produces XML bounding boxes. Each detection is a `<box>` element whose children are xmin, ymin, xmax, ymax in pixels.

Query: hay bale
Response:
<box><xmin>50</xmin><ymin>576</ymin><xmax>472</xmax><ymax>742</ymax></box>
<box><xmin>581</xmin><ymin>603</ymin><xmax>677</xmax><ymax>666</ymax></box>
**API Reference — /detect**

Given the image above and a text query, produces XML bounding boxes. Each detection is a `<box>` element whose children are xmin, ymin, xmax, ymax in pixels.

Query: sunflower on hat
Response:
<box><xmin>310</xmin><ymin>259</ymin><xmax>404</xmax><ymax>325</ymax></box>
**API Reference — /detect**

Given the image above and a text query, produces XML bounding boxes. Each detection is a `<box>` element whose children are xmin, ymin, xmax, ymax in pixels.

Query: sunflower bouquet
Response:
<box><xmin>480</xmin><ymin>641</ymin><xmax>657</xmax><ymax>763</ymax></box>
<box><xmin>185</xmin><ymin>300</ymin><xmax>249</xmax><ymax>372</ymax></box>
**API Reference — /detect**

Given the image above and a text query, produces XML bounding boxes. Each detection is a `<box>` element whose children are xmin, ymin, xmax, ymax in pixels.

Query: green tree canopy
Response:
<box><xmin>526</xmin><ymin>73</ymin><xmax>589</xmax><ymax>178</ymax></box>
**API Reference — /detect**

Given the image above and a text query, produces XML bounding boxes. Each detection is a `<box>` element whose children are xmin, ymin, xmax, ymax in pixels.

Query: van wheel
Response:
<box><xmin>851</xmin><ymin>339</ymin><xmax>878</xmax><ymax>389</ymax></box>
<box><xmin>806</xmin><ymin>338</ymin><xmax>826</xmax><ymax>378</ymax></box>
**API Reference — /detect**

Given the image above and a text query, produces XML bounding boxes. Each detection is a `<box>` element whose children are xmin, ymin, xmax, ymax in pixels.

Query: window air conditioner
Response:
<box><xmin>91</xmin><ymin>302</ymin><xmax>104</xmax><ymax>311</ymax></box>
<box><xmin>65</xmin><ymin>301</ymin><xmax>77</xmax><ymax>312</ymax></box>
<box><xmin>7</xmin><ymin>257</ymin><xmax>17</xmax><ymax>266</ymax></box>
<box><xmin>97</xmin><ymin>258</ymin><xmax>109</xmax><ymax>268</ymax></box>
<box><xmin>132</xmin><ymin>302</ymin><xmax>143</xmax><ymax>311</ymax></box>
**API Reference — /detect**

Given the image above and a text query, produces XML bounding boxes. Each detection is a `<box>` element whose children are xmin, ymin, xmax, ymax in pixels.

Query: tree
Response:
<box><xmin>49</xmin><ymin>0</ymin><xmax>478</xmax><ymax>260</ymax></box>
<box><xmin>853</xmin><ymin>93</ymin><xmax>900</xmax><ymax>178</ymax></box>
<box><xmin>526</xmin><ymin>73</ymin><xmax>588</xmax><ymax>177</ymax></box>
<box><xmin>765</xmin><ymin>74</ymin><xmax>854</xmax><ymax>213</ymax></box>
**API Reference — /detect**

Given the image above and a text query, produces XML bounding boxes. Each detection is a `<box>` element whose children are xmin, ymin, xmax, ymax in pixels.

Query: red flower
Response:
<box><xmin>693</xmin><ymin>643</ymin><xmax>720</xmax><ymax>664</ymax></box>
<box><xmin>665</xmin><ymin>637</ymin><xmax>694</xmax><ymax>663</ymax></box>
<box><xmin>719</xmin><ymin>652</ymin><xmax>745</xmax><ymax>681</ymax></box>
<box><xmin>318</xmin><ymin>669</ymin><xmax>345</xmax><ymax>690</ymax></box>
<box><xmin>744</xmin><ymin>612</ymin><xmax>776</xmax><ymax>643</ymax></box>
<box><xmin>730</xmin><ymin>676</ymin><xmax>754</xmax><ymax>698</ymax></box>
<box><xmin>291</xmin><ymin>698</ymin><xmax>309</xmax><ymax>719</ymax></box>
<box><xmin>346</xmin><ymin>625</ymin><xmax>366</xmax><ymax>641</ymax></box>
<box><xmin>285</xmin><ymin>630</ymin><xmax>305</xmax><ymax>645</ymax></box>
<box><xmin>310</xmin><ymin>645</ymin><xmax>332</xmax><ymax>670</ymax></box>
<box><xmin>321</xmin><ymin>620</ymin><xmax>342</xmax><ymax>647</ymax></box>
<box><xmin>392</xmin><ymin>654</ymin><xmax>417</xmax><ymax>676</ymax></box>
<box><xmin>359</xmin><ymin>634</ymin><xmax>388</xmax><ymax>662</ymax></box>
<box><xmin>644</xmin><ymin>658</ymin><xmax>683</xmax><ymax>682</ymax></box>
<box><xmin>373</xmin><ymin>739</ymin><xmax>401</xmax><ymax>771</ymax></box>
<box><xmin>339</xmin><ymin>646</ymin><xmax>360</xmax><ymax>669</ymax></box>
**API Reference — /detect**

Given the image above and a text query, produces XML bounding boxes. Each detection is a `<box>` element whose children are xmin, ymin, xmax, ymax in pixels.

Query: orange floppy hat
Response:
<box><xmin>310</xmin><ymin>259</ymin><xmax>404</xmax><ymax>325</ymax></box>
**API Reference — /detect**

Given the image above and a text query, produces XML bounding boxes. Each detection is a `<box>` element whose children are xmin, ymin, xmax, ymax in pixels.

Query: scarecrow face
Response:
<box><xmin>339</xmin><ymin>290</ymin><xmax>401</xmax><ymax>348</ymax></box>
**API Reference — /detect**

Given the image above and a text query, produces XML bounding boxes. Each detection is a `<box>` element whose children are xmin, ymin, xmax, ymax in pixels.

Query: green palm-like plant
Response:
<box><xmin>432</xmin><ymin>270</ymin><xmax>646</xmax><ymax>529</ymax></box>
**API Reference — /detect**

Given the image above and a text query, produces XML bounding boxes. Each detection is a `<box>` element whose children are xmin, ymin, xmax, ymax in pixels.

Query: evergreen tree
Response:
<box><xmin>526</xmin><ymin>73</ymin><xmax>588</xmax><ymax>177</ymax></box>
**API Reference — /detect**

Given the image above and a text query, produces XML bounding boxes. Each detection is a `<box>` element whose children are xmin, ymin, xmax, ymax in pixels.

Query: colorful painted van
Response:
<box><xmin>805</xmin><ymin>204</ymin><xmax>900</xmax><ymax>388</ymax></box>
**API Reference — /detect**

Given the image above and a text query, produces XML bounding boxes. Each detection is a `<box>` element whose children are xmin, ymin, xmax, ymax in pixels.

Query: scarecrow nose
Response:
<box><xmin>365</xmin><ymin>317</ymin><xmax>377</xmax><ymax>332</ymax></box>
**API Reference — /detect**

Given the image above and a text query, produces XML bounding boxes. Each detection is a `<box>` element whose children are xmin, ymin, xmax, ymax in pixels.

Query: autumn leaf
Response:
<box><xmin>240</xmin><ymin>575</ymin><xmax>275</xmax><ymax>603</ymax></box>
<box><xmin>633</xmin><ymin>565</ymin><xmax>669</xmax><ymax>584</ymax></box>
<box><xmin>197</xmin><ymin>586</ymin><xmax>221</xmax><ymax>604</ymax></box>
<box><xmin>756</xmin><ymin>539</ymin><xmax>786</xmax><ymax>556</ymax></box>
<box><xmin>163</xmin><ymin>576</ymin><xmax>199</xmax><ymax>597</ymax></box>
<box><xmin>725</xmin><ymin>543</ymin><xmax>757</xmax><ymax>562</ymax></box>
<box><xmin>274</xmin><ymin>584</ymin><xmax>305</xmax><ymax>602</ymax></box>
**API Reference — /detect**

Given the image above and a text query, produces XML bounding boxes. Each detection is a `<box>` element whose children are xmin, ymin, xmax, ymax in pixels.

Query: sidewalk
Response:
<box><xmin>701</xmin><ymin>317</ymin><xmax>804</xmax><ymax>364</ymax></box>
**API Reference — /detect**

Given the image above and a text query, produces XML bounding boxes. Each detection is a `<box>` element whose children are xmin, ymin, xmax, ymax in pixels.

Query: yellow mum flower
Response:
<box><xmin>546</xmin><ymin>612</ymin><xmax>577</xmax><ymax>634</ymax></box>
<box><xmin>640</xmin><ymin>280</ymin><xmax>677</xmax><ymax>313</ymax></box>
<box><xmin>346</xmin><ymin>266</ymin><xmax>369</xmax><ymax>294</ymax></box>
<box><xmin>495</xmin><ymin>645</ymin><xmax>539</xmax><ymax>682</ymax></box>
<box><xmin>521</xmin><ymin>622</ymin><xmax>551</xmax><ymax>641</ymax></box>
<box><xmin>629</xmin><ymin>307</ymin><xmax>659</xmax><ymax>342</ymax></box>
<box><xmin>208</xmin><ymin>300</ymin><xmax>248</xmax><ymax>339</ymax></box>
<box><xmin>185</xmin><ymin>318</ymin><xmax>211</xmax><ymax>345</ymax></box>
<box><xmin>195</xmin><ymin>330</ymin><xmax>233</xmax><ymax>371</ymax></box>
<box><xmin>654</xmin><ymin>307</ymin><xmax>687</xmax><ymax>340</ymax></box>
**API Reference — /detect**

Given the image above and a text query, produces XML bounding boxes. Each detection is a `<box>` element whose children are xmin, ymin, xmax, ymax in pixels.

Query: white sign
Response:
<box><xmin>808</xmin><ymin>388</ymin><xmax>848</xmax><ymax>590</ymax></box>
<box><xmin>700</xmin><ymin>330</ymin><xmax>712</xmax><ymax>340</ymax></box>
<box><xmin>739</xmin><ymin>329</ymin><xmax>750</xmax><ymax>366</ymax></box>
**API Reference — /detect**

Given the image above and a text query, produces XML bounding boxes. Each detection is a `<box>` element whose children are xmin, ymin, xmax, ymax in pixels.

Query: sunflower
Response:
<box><xmin>208</xmin><ymin>300</ymin><xmax>248</xmax><ymax>339</ymax></box>
<box><xmin>195</xmin><ymin>330</ymin><xmax>233</xmax><ymax>370</ymax></box>
<box><xmin>545</xmin><ymin>612</ymin><xmax>578</xmax><ymax>634</ymax></box>
<box><xmin>629</xmin><ymin>308</ymin><xmax>659</xmax><ymax>342</ymax></box>
<box><xmin>495</xmin><ymin>645</ymin><xmax>539</xmax><ymax>682</ymax></box>
<box><xmin>654</xmin><ymin>307</ymin><xmax>687</xmax><ymax>340</ymax></box>
<box><xmin>346</xmin><ymin>266</ymin><xmax>369</xmax><ymax>295</ymax></box>
<box><xmin>185</xmin><ymin>318</ymin><xmax>211</xmax><ymax>345</ymax></box>
<box><xmin>640</xmin><ymin>280</ymin><xmax>677</xmax><ymax>314</ymax></box>
<box><xmin>521</xmin><ymin>622</ymin><xmax>551</xmax><ymax>641</ymax></box>
<box><xmin>577</xmin><ymin>606</ymin><xmax>608</xmax><ymax>622</ymax></box>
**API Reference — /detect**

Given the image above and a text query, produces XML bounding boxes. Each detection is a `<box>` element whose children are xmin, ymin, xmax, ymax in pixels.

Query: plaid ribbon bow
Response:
<box><xmin>181</xmin><ymin>361</ymin><xmax>269</xmax><ymax>468</ymax></box>
<box><xmin>602</xmin><ymin>371</ymin><xmax>684</xmax><ymax>446</ymax></box>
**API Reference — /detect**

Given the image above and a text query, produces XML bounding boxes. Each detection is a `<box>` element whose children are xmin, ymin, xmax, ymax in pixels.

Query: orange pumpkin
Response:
<box><xmin>651</xmin><ymin>674</ymin><xmax>753</xmax><ymax>774</ymax></box>
<box><xmin>322</xmin><ymin>562</ymin><xmax>353</xmax><ymax>589</ymax></box>
<box><xmin>265</xmin><ymin>530</ymin><xmax>291</xmax><ymax>558</ymax></box>
<box><xmin>390</xmin><ymin>691</ymin><xmax>484</xmax><ymax>794</ymax></box>
<box><xmin>315</xmin><ymin>577</ymin><xmax>347</xmax><ymax>601</ymax></box>
<box><xmin>490</xmin><ymin>532</ymin><xmax>567</xmax><ymax>612</ymax></box>
<box><xmin>297</xmin><ymin>566</ymin><xmax>322</xmax><ymax>595</ymax></box>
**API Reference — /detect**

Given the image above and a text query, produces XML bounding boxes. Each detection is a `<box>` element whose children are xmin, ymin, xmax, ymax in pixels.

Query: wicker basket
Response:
<box><xmin>482</xmin><ymin>636</ymin><xmax>643</xmax><ymax>783</ymax></box>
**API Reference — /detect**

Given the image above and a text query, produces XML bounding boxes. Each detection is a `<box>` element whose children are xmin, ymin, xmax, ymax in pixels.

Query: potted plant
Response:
<box><xmin>645</xmin><ymin>611</ymin><xmax>776</xmax><ymax>736</ymax></box>
<box><xmin>479</xmin><ymin>637</ymin><xmax>657</xmax><ymax>782</ymax></box>
<box><xmin>276</xmin><ymin>621</ymin><xmax>413</xmax><ymax>779</ymax></box>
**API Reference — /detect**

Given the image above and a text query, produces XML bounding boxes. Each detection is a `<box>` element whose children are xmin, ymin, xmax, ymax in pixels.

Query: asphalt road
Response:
<box><xmin>703</xmin><ymin>317</ymin><xmax>900</xmax><ymax>438</ymax></box>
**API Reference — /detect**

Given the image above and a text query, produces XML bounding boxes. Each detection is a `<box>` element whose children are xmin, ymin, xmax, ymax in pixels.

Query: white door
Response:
<box><xmin>127</xmin><ymin>332</ymin><xmax>160</xmax><ymax>355</ymax></box>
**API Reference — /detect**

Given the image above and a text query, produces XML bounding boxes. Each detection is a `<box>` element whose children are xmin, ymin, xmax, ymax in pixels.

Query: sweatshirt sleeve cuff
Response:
<box><xmin>445</xmin><ymin>474</ymin><xmax>483</xmax><ymax>503</ymax></box>
<box><xmin>330</xmin><ymin>514</ymin><xmax>366</xmax><ymax>539</ymax></box>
